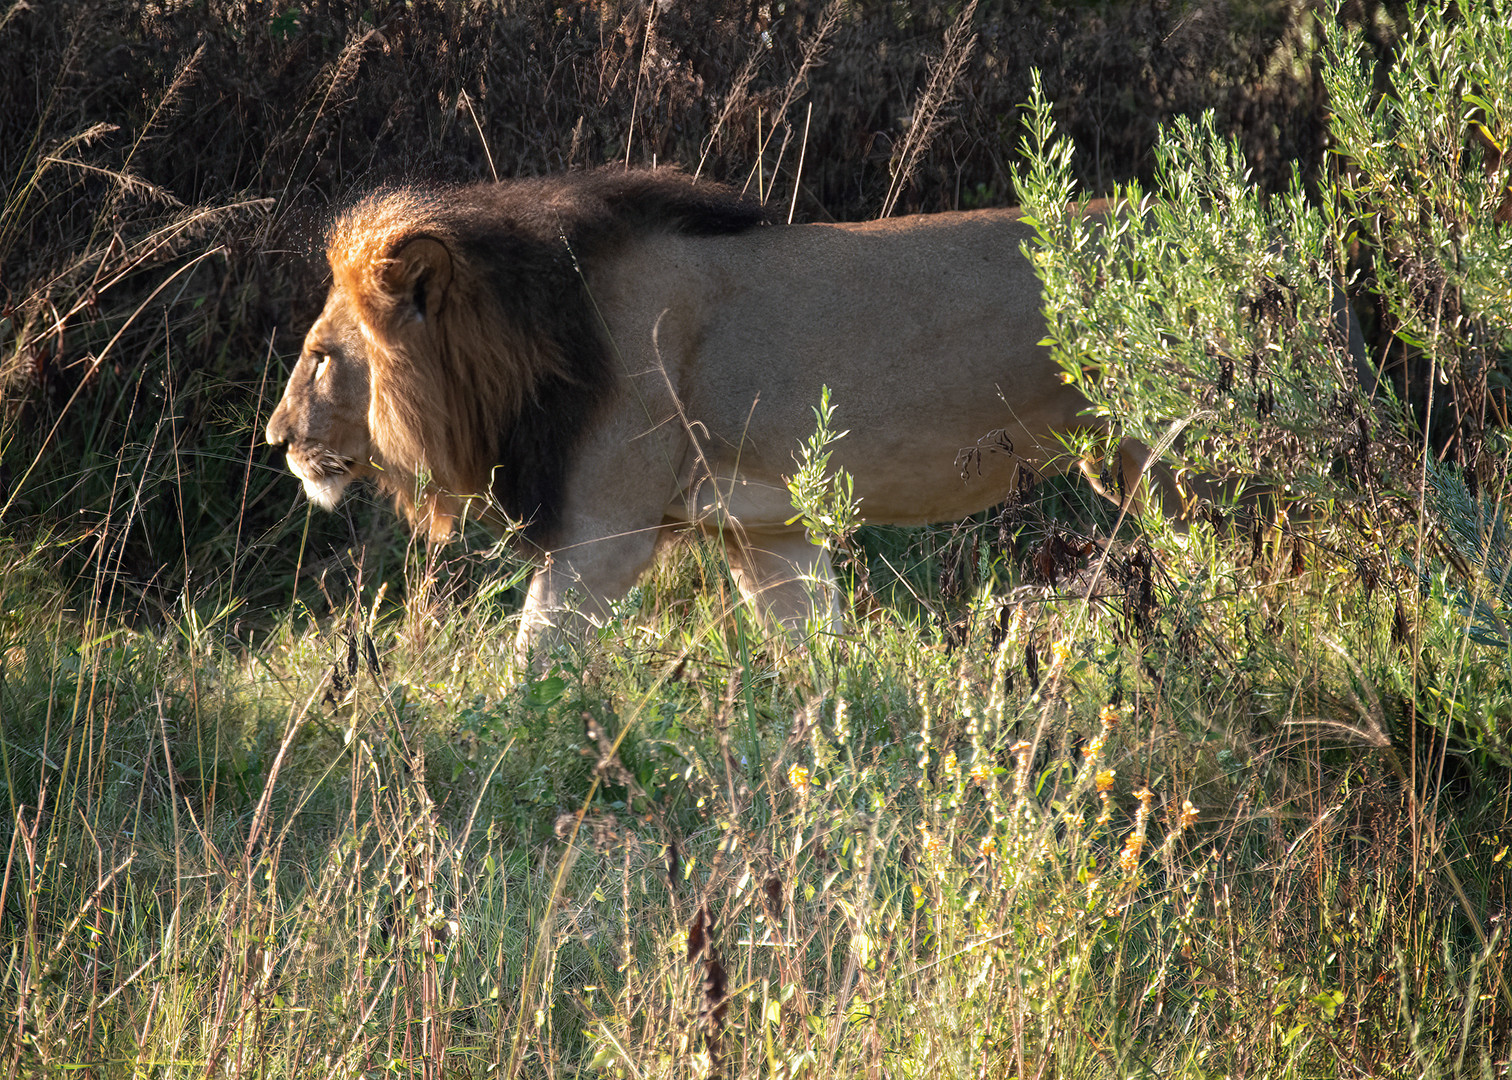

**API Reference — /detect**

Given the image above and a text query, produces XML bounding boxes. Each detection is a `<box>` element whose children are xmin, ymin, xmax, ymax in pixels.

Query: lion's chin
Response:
<box><xmin>301</xmin><ymin>474</ymin><xmax>350</xmax><ymax>511</ymax></box>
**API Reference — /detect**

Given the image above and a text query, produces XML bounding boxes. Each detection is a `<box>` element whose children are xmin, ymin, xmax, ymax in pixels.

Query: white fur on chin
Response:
<box><xmin>302</xmin><ymin>475</ymin><xmax>349</xmax><ymax>511</ymax></box>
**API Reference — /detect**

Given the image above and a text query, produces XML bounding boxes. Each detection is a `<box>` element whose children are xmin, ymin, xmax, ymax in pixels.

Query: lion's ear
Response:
<box><xmin>382</xmin><ymin>236</ymin><xmax>454</xmax><ymax>324</ymax></box>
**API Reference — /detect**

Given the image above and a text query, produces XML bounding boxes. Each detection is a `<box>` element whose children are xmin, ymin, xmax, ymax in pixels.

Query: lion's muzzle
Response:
<box><xmin>280</xmin><ymin>445</ymin><xmax>357</xmax><ymax>510</ymax></box>
<box><xmin>266</xmin><ymin>415</ymin><xmax>360</xmax><ymax>511</ymax></box>
<box><xmin>266</xmin><ymin>353</ymin><xmax>372</xmax><ymax>512</ymax></box>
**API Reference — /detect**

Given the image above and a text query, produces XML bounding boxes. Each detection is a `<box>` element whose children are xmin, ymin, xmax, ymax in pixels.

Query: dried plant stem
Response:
<box><xmin>882</xmin><ymin>0</ymin><xmax>980</xmax><ymax>218</ymax></box>
<box><xmin>789</xmin><ymin>102</ymin><xmax>813</xmax><ymax>224</ymax></box>
<box><xmin>695</xmin><ymin>51</ymin><xmax>761</xmax><ymax>182</ymax></box>
<box><xmin>741</xmin><ymin>1</ymin><xmax>841</xmax><ymax>199</ymax></box>
<box><xmin>460</xmin><ymin>89</ymin><xmax>499</xmax><ymax>183</ymax></box>
<box><xmin>624</xmin><ymin>2</ymin><xmax>660</xmax><ymax>167</ymax></box>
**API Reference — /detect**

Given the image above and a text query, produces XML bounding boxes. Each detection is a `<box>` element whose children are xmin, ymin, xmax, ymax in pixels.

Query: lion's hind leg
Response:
<box><xmin>1077</xmin><ymin>439</ymin><xmax>1197</xmax><ymax>522</ymax></box>
<box><xmin>721</xmin><ymin>528</ymin><xmax>844</xmax><ymax>646</ymax></box>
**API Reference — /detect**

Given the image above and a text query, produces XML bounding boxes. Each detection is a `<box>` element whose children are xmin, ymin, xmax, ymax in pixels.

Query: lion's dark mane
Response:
<box><xmin>355</xmin><ymin>166</ymin><xmax>769</xmax><ymax>547</ymax></box>
<box><xmin>467</xmin><ymin>169</ymin><xmax>767</xmax><ymax>546</ymax></box>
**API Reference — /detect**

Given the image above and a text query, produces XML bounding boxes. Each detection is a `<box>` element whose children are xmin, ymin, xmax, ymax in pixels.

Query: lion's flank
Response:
<box><xmin>326</xmin><ymin>166</ymin><xmax>767</xmax><ymax>546</ymax></box>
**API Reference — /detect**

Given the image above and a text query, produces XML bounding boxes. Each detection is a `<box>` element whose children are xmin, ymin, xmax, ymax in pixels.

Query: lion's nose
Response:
<box><xmin>265</xmin><ymin>406</ymin><xmax>289</xmax><ymax>448</ymax></box>
<box><xmin>266</xmin><ymin>389</ymin><xmax>300</xmax><ymax>447</ymax></box>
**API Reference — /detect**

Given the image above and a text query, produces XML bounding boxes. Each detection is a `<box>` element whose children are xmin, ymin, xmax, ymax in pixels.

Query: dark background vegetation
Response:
<box><xmin>1</xmin><ymin>0</ymin><xmax>1406</xmax><ymax>617</ymax></box>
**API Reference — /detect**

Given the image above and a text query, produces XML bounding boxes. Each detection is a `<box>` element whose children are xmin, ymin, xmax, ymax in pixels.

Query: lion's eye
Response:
<box><xmin>313</xmin><ymin>354</ymin><xmax>331</xmax><ymax>381</ymax></box>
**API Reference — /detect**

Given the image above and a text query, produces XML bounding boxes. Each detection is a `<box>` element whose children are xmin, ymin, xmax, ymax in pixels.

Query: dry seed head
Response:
<box><xmin>1010</xmin><ymin>740</ymin><xmax>1033</xmax><ymax>797</ymax></box>
<box><xmin>1131</xmin><ymin>788</ymin><xmax>1155</xmax><ymax>843</ymax></box>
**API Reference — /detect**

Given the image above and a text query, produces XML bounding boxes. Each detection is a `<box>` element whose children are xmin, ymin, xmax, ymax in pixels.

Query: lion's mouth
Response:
<box><xmin>286</xmin><ymin>447</ymin><xmax>361</xmax><ymax>511</ymax></box>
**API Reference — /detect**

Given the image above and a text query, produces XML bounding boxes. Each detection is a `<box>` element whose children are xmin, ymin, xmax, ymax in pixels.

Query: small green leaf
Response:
<box><xmin>527</xmin><ymin>675</ymin><xmax>566</xmax><ymax>708</ymax></box>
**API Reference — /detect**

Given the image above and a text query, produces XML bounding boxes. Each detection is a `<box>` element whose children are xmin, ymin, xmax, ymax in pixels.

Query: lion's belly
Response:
<box><xmin>687</xmin><ymin>398</ymin><xmax>1097</xmax><ymax>528</ymax></box>
<box><xmin>670</xmin><ymin>455</ymin><xmax>1032</xmax><ymax>531</ymax></box>
<box><xmin>685</xmin><ymin>313</ymin><xmax>1097</xmax><ymax>526</ymax></box>
<box><xmin>670</xmin><ymin>473</ymin><xmax>806</xmax><ymax>531</ymax></box>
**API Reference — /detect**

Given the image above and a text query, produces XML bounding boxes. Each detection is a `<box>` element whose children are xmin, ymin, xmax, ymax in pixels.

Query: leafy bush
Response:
<box><xmin>1325</xmin><ymin>0</ymin><xmax>1512</xmax><ymax>468</ymax></box>
<box><xmin>1015</xmin><ymin>74</ymin><xmax>1380</xmax><ymax>510</ymax></box>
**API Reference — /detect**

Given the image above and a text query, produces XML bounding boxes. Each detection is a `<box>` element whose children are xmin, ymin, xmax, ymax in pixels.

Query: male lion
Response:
<box><xmin>266</xmin><ymin>167</ymin><xmax>1177</xmax><ymax>658</ymax></box>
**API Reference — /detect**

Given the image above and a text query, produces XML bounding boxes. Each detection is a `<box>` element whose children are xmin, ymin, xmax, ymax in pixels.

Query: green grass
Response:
<box><xmin>2</xmin><ymin>506</ymin><xmax>1509</xmax><ymax>1076</ymax></box>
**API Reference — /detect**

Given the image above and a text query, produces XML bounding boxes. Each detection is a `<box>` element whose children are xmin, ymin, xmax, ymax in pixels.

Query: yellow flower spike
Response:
<box><xmin>978</xmin><ymin>835</ymin><xmax>998</xmax><ymax>858</ymax></box>
<box><xmin>787</xmin><ymin>764</ymin><xmax>810</xmax><ymax>790</ymax></box>
<box><xmin>1098</xmin><ymin>703</ymin><xmax>1120</xmax><ymax>730</ymax></box>
<box><xmin>1178</xmin><ymin>799</ymin><xmax>1198</xmax><ymax>829</ymax></box>
<box><xmin>1095</xmin><ymin>768</ymin><xmax>1116</xmax><ymax>793</ymax></box>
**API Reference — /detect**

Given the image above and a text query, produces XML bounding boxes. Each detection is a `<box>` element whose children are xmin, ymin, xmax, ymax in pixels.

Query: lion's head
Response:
<box><xmin>265</xmin><ymin>168</ymin><xmax>767</xmax><ymax>543</ymax></box>
<box><xmin>264</xmin><ymin>290</ymin><xmax>375</xmax><ymax>513</ymax></box>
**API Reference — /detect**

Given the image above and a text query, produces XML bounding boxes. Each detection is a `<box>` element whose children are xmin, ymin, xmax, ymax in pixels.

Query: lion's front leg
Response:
<box><xmin>722</xmin><ymin>528</ymin><xmax>843</xmax><ymax>646</ymax></box>
<box><xmin>515</xmin><ymin>528</ymin><xmax>665</xmax><ymax>666</ymax></box>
